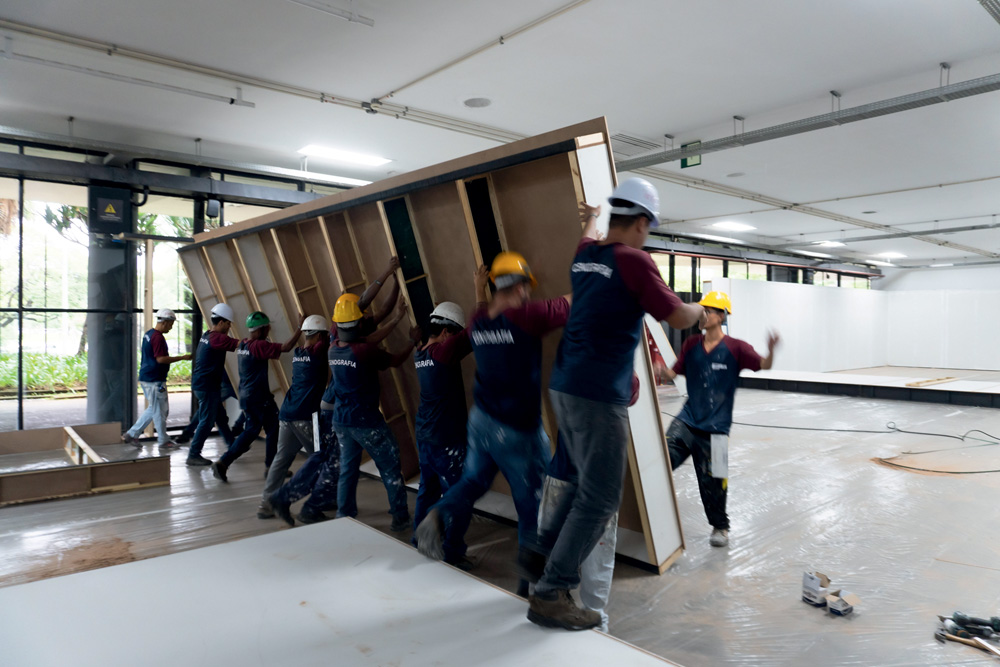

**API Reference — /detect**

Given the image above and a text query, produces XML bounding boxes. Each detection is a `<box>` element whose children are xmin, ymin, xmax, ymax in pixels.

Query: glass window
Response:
<box><xmin>22</xmin><ymin>147</ymin><xmax>89</xmax><ymax>163</ymax></box>
<box><xmin>651</xmin><ymin>253</ymin><xmax>670</xmax><ymax>286</ymax></box>
<box><xmin>843</xmin><ymin>275</ymin><xmax>870</xmax><ymax>289</ymax></box>
<box><xmin>748</xmin><ymin>262</ymin><xmax>767</xmax><ymax>281</ymax></box>
<box><xmin>135</xmin><ymin>162</ymin><xmax>191</xmax><ymax>177</ymax></box>
<box><xmin>814</xmin><ymin>271</ymin><xmax>838</xmax><ymax>287</ymax></box>
<box><xmin>0</xmin><ymin>317</ymin><xmax>18</xmax><ymax>432</ymax></box>
<box><xmin>727</xmin><ymin>261</ymin><xmax>748</xmax><ymax>280</ymax></box>
<box><xmin>305</xmin><ymin>183</ymin><xmax>348</xmax><ymax>197</ymax></box>
<box><xmin>674</xmin><ymin>255</ymin><xmax>693</xmax><ymax>294</ymax></box>
<box><xmin>22</xmin><ymin>182</ymin><xmax>90</xmax><ymax>310</ymax></box>
<box><xmin>698</xmin><ymin>257</ymin><xmax>724</xmax><ymax>293</ymax></box>
<box><xmin>22</xmin><ymin>311</ymin><xmax>89</xmax><ymax>429</ymax></box>
<box><xmin>0</xmin><ymin>142</ymin><xmax>18</xmax><ymax>154</ymax></box>
<box><xmin>0</xmin><ymin>178</ymin><xmax>20</xmax><ymax>309</ymax></box>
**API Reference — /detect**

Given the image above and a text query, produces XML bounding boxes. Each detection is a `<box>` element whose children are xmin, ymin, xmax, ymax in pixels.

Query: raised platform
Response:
<box><xmin>741</xmin><ymin>367</ymin><xmax>1000</xmax><ymax>408</ymax></box>
<box><xmin>0</xmin><ymin>517</ymin><xmax>679</xmax><ymax>666</ymax></box>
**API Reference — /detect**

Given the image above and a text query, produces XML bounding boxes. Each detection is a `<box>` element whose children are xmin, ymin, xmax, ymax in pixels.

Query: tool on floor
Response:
<box><xmin>935</xmin><ymin>629</ymin><xmax>988</xmax><ymax>650</ymax></box>
<box><xmin>939</xmin><ymin>615</ymin><xmax>1000</xmax><ymax>640</ymax></box>
<box><xmin>953</xmin><ymin>612</ymin><xmax>1000</xmax><ymax>633</ymax></box>
<box><xmin>974</xmin><ymin>637</ymin><xmax>1000</xmax><ymax>659</ymax></box>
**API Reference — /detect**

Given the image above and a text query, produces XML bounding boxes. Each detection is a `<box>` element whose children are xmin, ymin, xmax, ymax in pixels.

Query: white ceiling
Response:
<box><xmin>2</xmin><ymin>0</ymin><xmax>1000</xmax><ymax>267</ymax></box>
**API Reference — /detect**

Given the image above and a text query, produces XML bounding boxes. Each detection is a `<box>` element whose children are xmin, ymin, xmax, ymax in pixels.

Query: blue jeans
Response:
<box><xmin>189</xmin><ymin>389</ymin><xmax>222</xmax><ymax>457</ymax></box>
<box><xmin>412</xmin><ymin>436</ymin><xmax>466</xmax><ymax>558</ymax></box>
<box><xmin>335</xmin><ymin>421</ymin><xmax>408</xmax><ymax>522</ymax></box>
<box><xmin>127</xmin><ymin>381</ymin><xmax>169</xmax><ymax>443</ymax></box>
<box><xmin>535</xmin><ymin>390</ymin><xmax>629</xmax><ymax>595</ymax></box>
<box><xmin>218</xmin><ymin>398</ymin><xmax>279</xmax><ymax>468</ymax></box>
<box><xmin>434</xmin><ymin>406</ymin><xmax>549</xmax><ymax>553</ymax></box>
<box><xmin>273</xmin><ymin>411</ymin><xmax>340</xmax><ymax>514</ymax></box>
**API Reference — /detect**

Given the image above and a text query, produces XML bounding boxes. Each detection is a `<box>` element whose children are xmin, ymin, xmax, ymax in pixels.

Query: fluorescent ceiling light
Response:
<box><xmin>868</xmin><ymin>259</ymin><xmax>895</xmax><ymax>267</ymax></box>
<box><xmin>712</xmin><ymin>221</ymin><xmax>756</xmax><ymax>232</ymax></box>
<box><xmin>878</xmin><ymin>252</ymin><xmax>907</xmax><ymax>259</ymax></box>
<box><xmin>793</xmin><ymin>250</ymin><xmax>833</xmax><ymax>259</ymax></box>
<box><xmin>815</xmin><ymin>241</ymin><xmax>845</xmax><ymax>247</ymax></box>
<box><xmin>930</xmin><ymin>263</ymin><xmax>954</xmax><ymax>268</ymax></box>
<box><xmin>690</xmin><ymin>233</ymin><xmax>744</xmax><ymax>244</ymax></box>
<box><xmin>312</xmin><ymin>174</ymin><xmax>372</xmax><ymax>187</ymax></box>
<box><xmin>298</xmin><ymin>145</ymin><xmax>391</xmax><ymax>166</ymax></box>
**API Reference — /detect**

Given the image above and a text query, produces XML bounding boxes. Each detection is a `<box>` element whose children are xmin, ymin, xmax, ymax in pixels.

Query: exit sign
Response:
<box><xmin>681</xmin><ymin>141</ymin><xmax>702</xmax><ymax>169</ymax></box>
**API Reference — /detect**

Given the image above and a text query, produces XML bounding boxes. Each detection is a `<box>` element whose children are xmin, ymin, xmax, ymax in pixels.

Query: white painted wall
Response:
<box><xmin>886</xmin><ymin>290</ymin><xmax>1000</xmax><ymax>370</ymax></box>
<box><xmin>705</xmin><ymin>278</ymin><xmax>888</xmax><ymax>372</ymax></box>
<box><xmin>875</xmin><ymin>265</ymin><xmax>1000</xmax><ymax>291</ymax></box>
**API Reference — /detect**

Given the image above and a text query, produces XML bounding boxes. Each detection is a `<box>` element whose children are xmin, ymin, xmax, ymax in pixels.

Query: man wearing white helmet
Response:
<box><xmin>529</xmin><ymin>178</ymin><xmax>705</xmax><ymax>631</ymax></box>
<box><xmin>187</xmin><ymin>302</ymin><xmax>240</xmax><ymax>466</ymax></box>
<box><xmin>409</xmin><ymin>267</ymin><xmax>489</xmax><ymax>566</ymax></box>
<box><xmin>122</xmin><ymin>308</ymin><xmax>191</xmax><ymax>448</ymax></box>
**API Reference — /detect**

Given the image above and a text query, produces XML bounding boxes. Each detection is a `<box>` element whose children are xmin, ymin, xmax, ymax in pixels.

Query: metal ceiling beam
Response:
<box><xmin>616</xmin><ymin>72</ymin><xmax>1000</xmax><ymax>172</ymax></box>
<box><xmin>773</xmin><ymin>220</ymin><xmax>1000</xmax><ymax>248</ymax></box>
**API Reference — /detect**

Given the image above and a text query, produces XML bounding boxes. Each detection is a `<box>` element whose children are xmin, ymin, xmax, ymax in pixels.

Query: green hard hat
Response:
<box><xmin>246</xmin><ymin>311</ymin><xmax>270</xmax><ymax>331</ymax></box>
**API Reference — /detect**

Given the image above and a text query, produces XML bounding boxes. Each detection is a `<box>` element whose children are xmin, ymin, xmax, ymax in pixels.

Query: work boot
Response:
<box><xmin>390</xmin><ymin>513</ymin><xmax>411</xmax><ymax>532</ymax></box>
<box><xmin>211</xmin><ymin>461</ymin><xmax>228</xmax><ymax>482</ymax></box>
<box><xmin>121</xmin><ymin>433</ymin><xmax>141</xmax><ymax>448</ymax></box>
<box><xmin>516</xmin><ymin>547</ymin><xmax>547</xmax><ymax>584</ymax></box>
<box><xmin>272</xmin><ymin>498</ymin><xmax>295</xmax><ymax>527</ymax></box>
<box><xmin>710</xmin><ymin>528</ymin><xmax>729</xmax><ymax>547</ymax></box>
<box><xmin>257</xmin><ymin>500</ymin><xmax>275</xmax><ymax>519</ymax></box>
<box><xmin>186</xmin><ymin>454</ymin><xmax>212</xmax><ymax>466</ymax></box>
<box><xmin>297</xmin><ymin>508</ymin><xmax>332</xmax><ymax>525</ymax></box>
<box><xmin>414</xmin><ymin>508</ymin><xmax>444</xmax><ymax>560</ymax></box>
<box><xmin>527</xmin><ymin>589</ymin><xmax>601</xmax><ymax>631</ymax></box>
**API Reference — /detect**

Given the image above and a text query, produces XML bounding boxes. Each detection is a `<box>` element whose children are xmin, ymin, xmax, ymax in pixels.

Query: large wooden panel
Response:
<box><xmin>0</xmin><ymin>426</ymin><xmax>69</xmax><ymax>454</ymax></box>
<box><xmin>324</xmin><ymin>212</ymin><xmax>365</xmax><ymax>292</ymax></box>
<box><xmin>299</xmin><ymin>217</ymin><xmax>343</xmax><ymax>316</ymax></box>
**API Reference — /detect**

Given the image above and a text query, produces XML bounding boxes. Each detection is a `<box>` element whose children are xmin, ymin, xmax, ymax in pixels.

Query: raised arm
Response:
<box><xmin>156</xmin><ymin>352</ymin><xmax>192</xmax><ymax>364</ymax></box>
<box><xmin>366</xmin><ymin>299</ymin><xmax>408</xmax><ymax>346</ymax></box>
<box><xmin>760</xmin><ymin>330</ymin><xmax>780</xmax><ymax>370</ymax></box>
<box><xmin>358</xmin><ymin>256</ymin><xmax>400</xmax><ymax>314</ymax></box>
<box><xmin>386</xmin><ymin>325</ymin><xmax>422</xmax><ymax>368</ymax></box>
<box><xmin>580</xmin><ymin>202</ymin><xmax>601</xmax><ymax>240</ymax></box>
<box><xmin>474</xmin><ymin>264</ymin><xmax>490</xmax><ymax>305</ymax></box>
<box><xmin>280</xmin><ymin>314</ymin><xmax>306</xmax><ymax>352</ymax></box>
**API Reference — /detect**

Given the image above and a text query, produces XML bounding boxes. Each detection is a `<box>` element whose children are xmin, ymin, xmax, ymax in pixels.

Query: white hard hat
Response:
<box><xmin>302</xmin><ymin>314</ymin><xmax>328</xmax><ymax>333</ymax></box>
<box><xmin>210</xmin><ymin>303</ymin><xmax>235</xmax><ymax>322</ymax></box>
<box><xmin>155</xmin><ymin>308</ymin><xmax>176</xmax><ymax>321</ymax></box>
<box><xmin>430</xmin><ymin>302</ymin><xmax>465</xmax><ymax>330</ymax></box>
<box><xmin>608</xmin><ymin>178</ymin><xmax>660</xmax><ymax>227</ymax></box>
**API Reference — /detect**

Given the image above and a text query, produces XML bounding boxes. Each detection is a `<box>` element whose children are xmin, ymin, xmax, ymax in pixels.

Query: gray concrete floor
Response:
<box><xmin>1</xmin><ymin>389</ymin><xmax>999</xmax><ymax>666</ymax></box>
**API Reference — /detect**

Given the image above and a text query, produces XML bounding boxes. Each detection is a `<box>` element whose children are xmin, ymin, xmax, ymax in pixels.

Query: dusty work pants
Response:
<box><xmin>272</xmin><ymin>410</ymin><xmax>340</xmax><ymax>516</ymax></box>
<box><xmin>412</xmin><ymin>436</ymin><xmax>467</xmax><ymax>559</ymax></box>
<box><xmin>535</xmin><ymin>390</ymin><xmax>629</xmax><ymax>596</ymax></box>
<box><xmin>537</xmin><ymin>475</ymin><xmax>619</xmax><ymax>632</ymax></box>
<box><xmin>433</xmin><ymin>406</ymin><xmax>549</xmax><ymax>554</ymax></box>
<box><xmin>218</xmin><ymin>397</ymin><xmax>279</xmax><ymax>469</ymax></box>
<box><xmin>667</xmin><ymin>418</ymin><xmax>729</xmax><ymax>530</ymax></box>
<box><xmin>335</xmin><ymin>421</ymin><xmax>409</xmax><ymax>523</ymax></box>
<box><xmin>261</xmin><ymin>419</ymin><xmax>314</xmax><ymax>503</ymax></box>
<box><xmin>127</xmin><ymin>381</ymin><xmax>170</xmax><ymax>443</ymax></box>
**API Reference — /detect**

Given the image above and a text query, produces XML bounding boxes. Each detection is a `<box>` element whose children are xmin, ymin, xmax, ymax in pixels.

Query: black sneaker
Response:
<box><xmin>414</xmin><ymin>509</ymin><xmax>444</xmax><ymax>559</ymax></box>
<box><xmin>211</xmin><ymin>461</ymin><xmax>228</xmax><ymax>482</ymax></box>
<box><xmin>186</xmin><ymin>455</ymin><xmax>212</xmax><ymax>466</ymax></box>
<box><xmin>174</xmin><ymin>433</ymin><xmax>192</xmax><ymax>444</ymax></box>
<box><xmin>390</xmin><ymin>513</ymin><xmax>411</xmax><ymax>532</ymax></box>
<box><xmin>272</xmin><ymin>498</ymin><xmax>295</xmax><ymax>527</ymax></box>
<box><xmin>527</xmin><ymin>589</ymin><xmax>601</xmax><ymax>631</ymax></box>
<box><xmin>297</xmin><ymin>508</ymin><xmax>332</xmax><ymax>525</ymax></box>
<box><xmin>121</xmin><ymin>434</ymin><xmax>142</xmax><ymax>448</ymax></box>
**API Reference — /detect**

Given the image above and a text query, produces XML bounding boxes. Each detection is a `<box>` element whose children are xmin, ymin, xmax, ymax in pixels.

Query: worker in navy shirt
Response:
<box><xmin>327</xmin><ymin>293</ymin><xmax>418</xmax><ymax>532</ymax></box>
<box><xmin>187</xmin><ymin>302</ymin><xmax>240</xmax><ymax>466</ymax></box>
<box><xmin>531</xmin><ymin>179</ymin><xmax>704</xmax><ymax>631</ymax></box>
<box><xmin>122</xmin><ymin>308</ymin><xmax>191</xmax><ymax>448</ymax></box>
<box><xmin>416</xmin><ymin>252</ymin><xmax>571</xmax><ymax>596</ymax></box>
<box><xmin>271</xmin><ymin>294</ymin><xmax>410</xmax><ymax>527</ymax></box>
<box><xmin>211</xmin><ymin>311</ymin><xmax>303</xmax><ymax>483</ymax></box>
<box><xmin>663</xmin><ymin>290</ymin><xmax>778</xmax><ymax>548</ymax></box>
<box><xmin>410</xmin><ymin>266</ymin><xmax>489</xmax><ymax>566</ymax></box>
<box><xmin>256</xmin><ymin>315</ymin><xmax>330</xmax><ymax>519</ymax></box>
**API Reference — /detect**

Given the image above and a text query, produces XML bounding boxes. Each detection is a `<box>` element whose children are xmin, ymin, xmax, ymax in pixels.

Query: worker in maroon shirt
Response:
<box><xmin>187</xmin><ymin>303</ymin><xmax>240</xmax><ymax>466</ymax></box>
<box><xmin>416</xmin><ymin>252</ymin><xmax>571</xmax><ymax>596</ymax></box>
<box><xmin>530</xmin><ymin>179</ymin><xmax>704</xmax><ymax>631</ymax></box>
<box><xmin>663</xmin><ymin>291</ymin><xmax>778</xmax><ymax>548</ymax></box>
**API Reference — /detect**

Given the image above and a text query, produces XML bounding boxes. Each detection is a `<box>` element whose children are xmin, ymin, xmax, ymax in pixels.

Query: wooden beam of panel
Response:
<box><xmin>325</xmin><ymin>212</ymin><xmax>364</xmax><ymax>292</ymax></box>
<box><xmin>455</xmin><ymin>180</ymin><xmax>485</xmax><ymax>269</ymax></box>
<box><xmin>316</xmin><ymin>215</ymin><xmax>346</xmax><ymax>292</ymax></box>
<box><xmin>198</xmin><ymin>245</ymin><xmax>246</xmax><ymax>401</ymax></box>
<box><xmin>261</xmin><ymin>229</ymin><xmax>302</xmax><ymax>385</ymax></box>
<box><xmin>270</xmin><ymin>228</ymin><xmax>305</xmax><ymax>313</ymax></box>
<box><xmin>295</xmin><ymin>220</ymin><xmax>336</xmax><ymax>319</ymax></box>
<box><xmin>64</xmin><ymin>427</ymin><xmax>102</xmax><ymax>465</ymax></box>
<box><xmin>74</xmin><ymin>423</ymin><xmax>125</xmax><ymax>446</ymax></box>
<box><xmin>343</xmin><ymin>211</ymin><xmax>368</xmax><ymax>284</ymax></box>
<box><xmin>485</xmin><ymin>174</ymin><xmax>510</xmax><ymax>252</ymax></box>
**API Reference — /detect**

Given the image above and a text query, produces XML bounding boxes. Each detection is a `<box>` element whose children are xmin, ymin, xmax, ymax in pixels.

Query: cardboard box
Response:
<box><xmin>802</xmin><ymin>571</ymin><xmax>832</xmax><ymax>606</ymax></box>
<box><xmin>826</xmin><ymin>591</ymin><xmax>861</xmax><ymax>616</ymax></box>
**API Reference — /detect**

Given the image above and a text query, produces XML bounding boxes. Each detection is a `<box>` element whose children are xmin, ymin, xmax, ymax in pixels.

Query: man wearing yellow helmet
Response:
<box><xmin>416</xmin><ymin>251</ymin><xmax>571</xmax><ymax>597</ymax></box>
<box><xmin>530</xmin><ymin>178</ymin><xmax>705</xmax><ymax>631</ymax></box>
<box><xmin>662</xmin><ymin>290</ymin><xmax>779</xmax><ymax>549</ymax></box>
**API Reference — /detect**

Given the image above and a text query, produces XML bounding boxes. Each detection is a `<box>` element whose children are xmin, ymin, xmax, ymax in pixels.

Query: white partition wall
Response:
<box><xmin>887</xmin><ymin>290</ymin><xmax>1000</xmax><ymax>370</ymax></box>
<box><xmin>705</xmin><ymin>278</ymin><xmax>889</xmax><ymax>372</ymax></box>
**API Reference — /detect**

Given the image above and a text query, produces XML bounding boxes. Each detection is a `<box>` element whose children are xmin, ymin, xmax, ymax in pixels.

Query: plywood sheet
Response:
<box><xmin>325</xmin><ymin>212</ymin><xmax>364</xmax><ymax>290</ymax></box>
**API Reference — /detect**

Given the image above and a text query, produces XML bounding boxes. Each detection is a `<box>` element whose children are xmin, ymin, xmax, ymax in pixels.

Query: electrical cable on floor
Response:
<box><xmin>660</xmin><ymin>411</ymin><xmax>1000</xmax><ymax>475</ymax></box>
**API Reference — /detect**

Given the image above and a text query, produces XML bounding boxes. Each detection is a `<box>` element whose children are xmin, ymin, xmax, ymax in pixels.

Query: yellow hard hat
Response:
<box><xmin>333</xmin><ymin>293</ymin><xmax>364</xmax><ymax>324</ymax></box>
<box><xmin>699</xmin><ymin>291</ymin><xmax>732</xmax><ymax>314</ymax></box>
<box><xmin>490</xmin><ymin>251</ymin><xmax>538</xmax><ymax>289</ymax></box>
